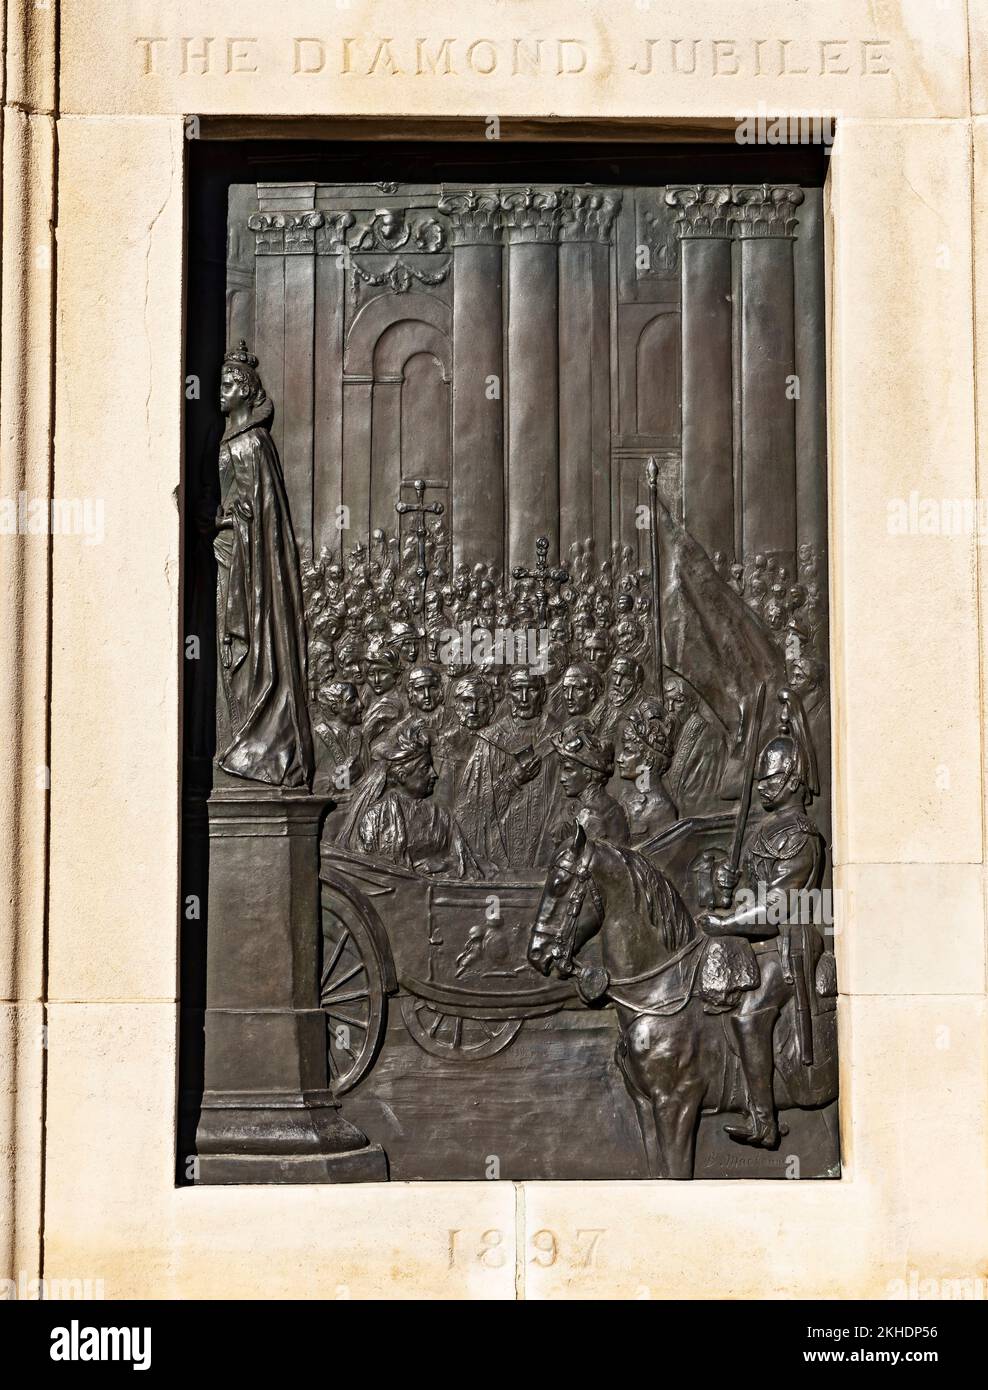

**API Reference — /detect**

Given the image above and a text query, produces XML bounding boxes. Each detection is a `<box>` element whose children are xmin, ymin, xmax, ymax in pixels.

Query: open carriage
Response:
<box><xmin>318</xmin><ymin>811</ymin><xmax>739</xmax><ymax>1095</ymax></box>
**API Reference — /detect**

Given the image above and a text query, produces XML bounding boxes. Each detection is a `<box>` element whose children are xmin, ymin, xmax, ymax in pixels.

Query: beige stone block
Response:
<box><xmin>521</xmin><ymin>1181</ymin><xmax>885</xmax><ymax>1301</ymax></box>
<box><xmin>522</xmin><ymin>996</ymin><xmax>988</xmax><ymax>1299</ymax></box>
<box><xmin>57</xmin><ymin>0</ymin><xmax>966</xmax><ymax>121</ymax></box>
<box><xmin>840</xmin><ymin>995</ymin><xmax>988</xmax><ymax>1277</ymax></box>
<box><xmin>975</xmin><ymin>118</ymin><xmax>988</xmax><ymax>912</ymax></box>
<box><xmin>827</xmin><ymin>120</ymin><xmax>981</xmax><ymax>865</ymax></box>
<box><xmin>0</xmin><ymin>109</ymin><xmax>55</xmax><ymax>1008</ymax></box>
<box><xmin>3</xmin><ymin>0</ymin><xmax>58</xmax><ymax>114</ymax></box>
<box><xmin>969</xmin><ymin>1</ymin><xmax>988</xmax><ymax>116</ymax></box>
<box><xmin>0</xmin><ymin>1003</ymin><xmax>45</xmax><ymax>1288</ymax></box>
<box><xmin>835</xmin><ymin>862</ymin><xmax>987</xmax><ymax>996</ymax></box>
<box><xmin>48</xmin><ymin>118</ymin><xmax>184</xmax><ymax>1004</ymax></box>
<box><xmin>42</xmin><ymin>1002</ymin><xmax>517</xmax><ymax>1299</ymax></box>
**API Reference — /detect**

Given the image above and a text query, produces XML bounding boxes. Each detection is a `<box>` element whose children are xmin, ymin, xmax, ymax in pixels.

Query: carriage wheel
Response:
<box><xmin>400</xmin><ymin>997</ymin><xmax>523</xmax><ymax>1061</ymax></box>
<box><xmin>320</xmin><ymin>889</ymin><xmax>387</xmax><ymax>1095</ymax></box>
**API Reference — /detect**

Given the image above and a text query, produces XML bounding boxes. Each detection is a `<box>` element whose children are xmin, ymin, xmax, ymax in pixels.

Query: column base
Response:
<box><xmin>196</xmin><ymin>1088</ymin><xmax>388</xmax><ymax>1184</ymax></box>
<box><xmin>198</xmin><ymin>1146</ymin><xmax>388</xmax><ymax>1185</ymax></box>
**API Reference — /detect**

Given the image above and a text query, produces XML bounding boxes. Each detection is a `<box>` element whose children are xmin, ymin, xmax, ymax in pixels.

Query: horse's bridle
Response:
<box><xmin>536</xmin><ymin>835</ymin><xmax>604</xmax><ymax>978</ymax></box>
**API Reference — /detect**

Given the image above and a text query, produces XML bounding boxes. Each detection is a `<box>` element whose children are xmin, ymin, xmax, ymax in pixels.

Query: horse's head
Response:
<box><xmin>528</xmin><ymin>824</ymin><xmax>604</xmax><ymax>978</ymax></box>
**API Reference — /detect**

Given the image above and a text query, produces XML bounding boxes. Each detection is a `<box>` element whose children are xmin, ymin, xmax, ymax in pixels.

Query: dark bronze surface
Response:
<box><xmin>183</xmin><ymin>144</ymin><xmax>834</xmax><ymax>1182</ymax></box>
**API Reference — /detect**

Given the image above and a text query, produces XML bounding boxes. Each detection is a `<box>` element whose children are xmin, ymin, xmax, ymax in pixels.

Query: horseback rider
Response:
<box><xmin>697</xmin><ymin>691</ymin><xmax>824</xmax><ymax>1149</ymax></box>
<box><xmin>550</xmin><ymin>721</ymin><xmax>630</xmax><ymax>848</ymax></box>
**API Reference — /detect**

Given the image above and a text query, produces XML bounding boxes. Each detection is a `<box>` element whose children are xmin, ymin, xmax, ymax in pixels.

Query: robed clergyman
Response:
<box><xmin>211</xmin><ymin>341</ymin><xmax>314</xmax><ymax>787</ymax></box>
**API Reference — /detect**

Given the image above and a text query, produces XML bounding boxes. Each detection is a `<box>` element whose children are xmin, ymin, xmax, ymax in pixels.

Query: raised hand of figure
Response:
<box><xmin>513</xmin><ymin>751</ymin><xmax>542</xmax><ymax>786</ymax></box>
<box><xmin>713</xmin><ymin>861</ymin><xmax>740</xmax><ymax>906</ymax></box>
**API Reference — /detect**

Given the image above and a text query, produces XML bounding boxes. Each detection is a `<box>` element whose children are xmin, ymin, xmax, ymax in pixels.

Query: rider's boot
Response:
<box><xmin>724</xmin><ymin>1007</ymin><xmax>780</xmax><ymax>1148</ymax></box>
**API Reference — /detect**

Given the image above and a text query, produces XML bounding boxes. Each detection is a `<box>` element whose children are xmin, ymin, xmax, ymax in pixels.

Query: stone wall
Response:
<box><xmin>3</xmin><ymin>0</ymin><xmax>987</xmax><ymax>1298</ymax></box>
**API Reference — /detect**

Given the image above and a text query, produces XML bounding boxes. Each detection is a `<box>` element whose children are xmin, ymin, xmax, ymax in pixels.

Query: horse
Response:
<box><xmin>527</xmin><ymin>825</ymin><xmax>837</xmax><ymax>1179</ymax></box>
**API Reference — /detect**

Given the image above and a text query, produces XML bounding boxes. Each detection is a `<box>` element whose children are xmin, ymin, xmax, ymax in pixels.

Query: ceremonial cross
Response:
<box><xmin>396</xmin><ymin>477</ymin><xmax>445</xmax><ymax>633</ymax></box>
<box><xmin>511</xmin><ymin>535</ymin><xmax>570</xmax><ymax>628</ymax></box>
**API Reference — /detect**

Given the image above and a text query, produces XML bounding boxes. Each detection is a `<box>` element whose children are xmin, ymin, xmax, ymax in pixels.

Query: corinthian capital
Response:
<box><xmin>665</xmin><ymin>185</ymin><xmax>733</xmax><ymax>239</ymax></box>
<box><xmin>560</xmin><ymin>191</ymin><xmax>623</xmax><ymax>243</ymax></box>
<box><xmin>731</xmin><ymin>184</ymin><xmax>804</xmax><ymax>239</ymax></box>
<box><xmin>499</xmin><ymin>187</ymin><xmax>569</xmax><ymax>244</ymax></box>
<box><xmin>437</xmin><ymin>190</ymin><xmax>502</xmax><ymax>246</ymax></box>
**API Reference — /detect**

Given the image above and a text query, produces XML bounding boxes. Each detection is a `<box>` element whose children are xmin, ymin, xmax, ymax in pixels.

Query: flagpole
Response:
<box><xmin>645</xmin><ymin>456</ymin><xmax>664</xmax><ymax>694</ymax></box>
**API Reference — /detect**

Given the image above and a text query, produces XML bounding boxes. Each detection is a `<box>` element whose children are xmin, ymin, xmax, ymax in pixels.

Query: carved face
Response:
<box><xmin>608</xmin><ymin>658</ymin><xmax>640</xmax><ymax>704</ymax></box>
<box><xmin>615</xmin><ymin>622</ymin><xmax>641</xmax><ymax>654</ymax></box>
<box><xmin>394</xmin><ymin>752</ymin><xmax>438</xmax><ymax>800</ymax></box>
<box><xmin>787</xmin><ymin>657</ymin><xmax>815</xmax><ymax>696</ymax></box>
<box><xmin>365</xmin><ymin>661</ymin><xmax>398</xmax><ymax>696</ymax></box>
<box><xmin>453</xmin><ymin>683</ymin><xmax>493</xmax><ymax>731</ymax></box>
<box><xmin>756</xmin><ymin>743</ymin><xmax>798</xmax><ymax>810</ymax></box>
<box><xmin>662</xmin><ymin>680</ymin><xmax>688</xmax><ymax>721</ymax></box>
<box><xmin>219</xmin><ymin>367</ymin><xmax>249</xmax><ymax>416</ymax></box>
<box><xmin>508</xmin><ymin>672</ymin><xmax>545</xmax><ymax>720</ymax></box>
<box><xmin>558</xmin><ymin>757</ymin><xmax>595</xmax><ymax>799</ymax></box>
<box><xmin>325</xmin><ymin>683</ymin><xmax>362</xmax><ymax>726</ymax></box>
<box><xmin>408</xmin><ymin>673</ymin><xmax>442</xmax><ymax>713</ymax></box>
<box><xmin>378</xmin><ymin>210</ymin><xmax>402</xmax><ymax>242</ymax></box>
<box><xmin>616</xmin><ymin>726</ymin><xmax>644</xmax><ymax>781</ymax></box>
<box><xmin>563</xmin><ymin>671</ymin><xmax>595</xmax><ymax>715</ymax></box>
<box><xmin>764</xmin><ymin>597</ymin><xmax>786</xmax><ymax>629</ymax></box>
<box><xmin>583</xmin><ymin>632</ymin><xmax>611</xmax><ymax>673</ymax></box>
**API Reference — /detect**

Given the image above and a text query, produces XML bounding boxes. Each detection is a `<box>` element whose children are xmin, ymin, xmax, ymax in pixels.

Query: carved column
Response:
<box><xmin>667</xmin><ymin>186</ymin><xmax>736</xmax><ymax>561</ymax></box>
<box><xmin>558</xmin><ymin>192</ymin><xmax>621</xmax><ymax>558</ymax></box>
<box><xmin>502</xmin><ymin>189</ymin><xmax>567</xmax><ymax>574</ymax></box>
<box><xmin>249</xmin><ymin>205</ymin><xmax>323</xmax><ymax>552</ymax></box>
<box><xmin>440</xmin><ymin>191</ymin><xmax>505</xmax><ymax>570</ymax></box>
<box><xmin>194</xmin><ymin>790</ymin><xmax>387</xmax><ymax>1183</ymax></box>
<box><xmin>733</xmin><ymin>185</ymin><xmax>804</xmax><ymax>566</ymax></box>
<box><xmin>313</xmin><ymin>214</ymin><xmax>354</xmax><ymax>556</ymax></box>
<box><xmin>0</xmin><ymin>0</ymin><xmax>57</xmax><ymax>1290</ymax></box>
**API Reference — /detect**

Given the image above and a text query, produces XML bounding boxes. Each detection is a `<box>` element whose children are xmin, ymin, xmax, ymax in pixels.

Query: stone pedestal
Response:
<box><xmin>194</xmin><ymin>787</ymin><xmax>387</xmax><ymax>1183</ymax></box>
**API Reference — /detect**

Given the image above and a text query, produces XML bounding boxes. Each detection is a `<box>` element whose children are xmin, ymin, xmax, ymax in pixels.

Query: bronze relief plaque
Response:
<box><xmin>182</xmin><ymin>142</ymin><xmax>835</xmax><ymax>1183</ymax></box>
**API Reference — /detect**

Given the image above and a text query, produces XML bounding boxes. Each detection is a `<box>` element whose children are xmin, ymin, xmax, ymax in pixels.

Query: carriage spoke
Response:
<box><xmin>321</xmin><ymin>987</ymin><xmax>370</xmax><ymax>1006</ymax></box>
<box><xmin>325</xmin><ymin>960</ymin><xmax>364</xmax><ymax>990</ymax></box>
<box><xmin>321</xmin><ymin>926</ymin><xmax>351</xmax><ymax>985</ymax></box>
<box><xmin>400</xmin><ymin>996</ymin><xmax>523</xmax><ymax>1061</ymax></box>
<box><xmin>326</xmin><ymin>1010</ymin><xmax>367</xmax><ymax>1030</ymax></box>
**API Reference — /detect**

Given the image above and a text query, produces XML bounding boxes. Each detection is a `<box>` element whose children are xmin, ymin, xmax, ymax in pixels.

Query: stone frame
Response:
<box><xmin>4</xmin><ymin>0</ymin><xmax>987</xmax><ymax>1298</ymax></box>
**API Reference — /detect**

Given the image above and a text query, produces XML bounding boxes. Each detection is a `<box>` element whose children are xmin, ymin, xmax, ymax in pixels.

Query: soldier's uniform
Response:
<box><xmin>699</xmin><ymin>695</ymin><xmax>826</xmax><ymax>1148</ymax></box>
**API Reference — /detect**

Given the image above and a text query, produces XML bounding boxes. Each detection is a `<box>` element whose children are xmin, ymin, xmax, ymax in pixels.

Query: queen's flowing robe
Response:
<box><xmin>214</xmin><ymin>403</ymin><xmax>313</xmax><ymax>786</ymax></box>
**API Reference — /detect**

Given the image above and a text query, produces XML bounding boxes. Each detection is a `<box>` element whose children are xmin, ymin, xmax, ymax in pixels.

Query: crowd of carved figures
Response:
<box><xmin>298</xmin><ymin>520</ymin><xmax>829</xmax><ymax>877</ymax></box>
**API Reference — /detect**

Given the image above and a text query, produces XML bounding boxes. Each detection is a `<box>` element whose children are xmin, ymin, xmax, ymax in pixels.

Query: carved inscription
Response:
<box><xmin>137</xmin><ymin>34</ymin><xmax>896</xmax><ymax>80</ymax></box>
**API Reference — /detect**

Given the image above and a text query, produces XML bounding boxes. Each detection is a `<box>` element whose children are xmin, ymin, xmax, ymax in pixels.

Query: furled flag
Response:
<box><xmin>651</xmin><ymin>498</ymin><xmax>785</xmax><ymax>766</ymax></box>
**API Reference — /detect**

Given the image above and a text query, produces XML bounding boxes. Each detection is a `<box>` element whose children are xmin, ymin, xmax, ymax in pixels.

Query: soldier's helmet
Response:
<box><xmin>756</xmin><ymin>688</ymin><xmax>819</xmax><ymax>799</ymax></box>
<box><xmin>756</xmin><ymin>735</ymin><xmax>801</xmax><ymax>786</ymax></box>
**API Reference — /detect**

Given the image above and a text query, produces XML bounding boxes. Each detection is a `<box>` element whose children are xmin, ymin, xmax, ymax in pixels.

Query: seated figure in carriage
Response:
<box><xmin>337</xmin><ymin>721</ymin><xmax>481</xmax><ymax>879</ymax></box>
